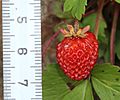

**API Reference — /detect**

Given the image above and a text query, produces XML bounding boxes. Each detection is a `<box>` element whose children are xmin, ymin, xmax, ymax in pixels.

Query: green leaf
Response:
<box><xmin>63</xmin><ymin>80</ymin><xmax>94</xmax><ymax>100</ymax></box>
<box><xmin>43</xmin><ymin>64</ymin><xmax>94</xmax><ymax>100</ymax></box>
<box><xmin>91</xmin><ymin>63</ymin><xmax>120</xmax><ymax>100</ymax></box>
<box><xmin>64</xmin><ymin>0</ymin><xmax>87</xmax><ymax>20</ymax></box>
<box><xmin>115</xmin><ymin>0</ymin><xmax>120</xmax><ymax>4</ymax></box>
<box><xmin>82</xmin><ymin>13</ymin><xmax>107</xmax><ymax>38</ymax></box>
<box><xmin>43</xmin><ymin>64</ymin><xmax>70</xmax><ymax>100</ymax></box>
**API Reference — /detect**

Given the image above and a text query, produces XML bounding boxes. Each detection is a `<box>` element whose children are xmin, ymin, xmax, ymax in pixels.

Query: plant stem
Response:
<box><xmin>110</xmin><ymin>3</ymin><xmax>119</xmax><ymax>64</ymax></box>
<box><xmin>83</xmin><ymin>9</ymin><xmax>96</xmax><ymax>17</ymax></box>
<box><xmin>94</xmin><ymin>0</ymin><xmax>105</xmax><ymax>38</ymax></box>
<box><xmin>42</xmin><ymin>31</ymin><xmax>60</xmax><ymax>64</ymax></box>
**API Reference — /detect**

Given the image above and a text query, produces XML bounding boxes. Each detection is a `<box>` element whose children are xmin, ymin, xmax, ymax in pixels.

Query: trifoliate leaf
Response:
<box><xmin>64</xmin><ymin>0</ymin><xmax>87</xmax><ymax>20</ymax></box>
<box><xmin>115</xmin><ymin>0</ymin><xmax>120</xmax><ymax>4</ymax></box>
<box><xmin>43</xmin><ymin>64</ymin><xmax>70</xmax><ymax>100</ymax></box>
<box><xmin>91</xmin><ymin>63</ymin><xmax>120</xmax><ymax>100</ymax></box>
<box><xmin>63</xmin><ymin>80</ymin><xmax>94</xmax><ymax>100</ymax></box>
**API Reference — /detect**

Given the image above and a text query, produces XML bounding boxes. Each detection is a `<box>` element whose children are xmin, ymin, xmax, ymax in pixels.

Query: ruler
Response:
<box><xmin>2</xmin><ymin>0</ymin><xmax>42</xmax><ymax>100</ymax></box>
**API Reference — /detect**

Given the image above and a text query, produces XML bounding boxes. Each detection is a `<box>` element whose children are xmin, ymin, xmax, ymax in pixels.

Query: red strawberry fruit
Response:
<box><xmin>56</xmin><ymin>24</ymin><xmax>98</xmax><ymax>81</ymax></box>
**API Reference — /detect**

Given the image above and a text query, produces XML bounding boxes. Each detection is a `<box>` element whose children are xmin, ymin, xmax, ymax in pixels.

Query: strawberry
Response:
<box><xmin>56</xmin><ymin>23</ymin><xmax>98</xmax><ymax>81</ymax></box>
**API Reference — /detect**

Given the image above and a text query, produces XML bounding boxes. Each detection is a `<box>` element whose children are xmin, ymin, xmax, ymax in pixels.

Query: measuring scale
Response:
<box><xmin>2</xmin><ymin>0</ymin><xmax>42</xmax><ymax>99</ymax></box>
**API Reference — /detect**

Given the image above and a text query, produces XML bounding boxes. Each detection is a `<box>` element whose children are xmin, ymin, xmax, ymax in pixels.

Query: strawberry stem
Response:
<box><xmin>74</xmin><ymin>20</ymin><xmax>79</xmax><ymax>33</ymax></box>
<box><xmin>110</xmin><ymin>3</ymin><xmax>119</xmax><ymax>64</ymax></box>
<box><xmin>94</xmin><ymin>0</ymin><xmax>104</xmax><ymax>38</ymax></box>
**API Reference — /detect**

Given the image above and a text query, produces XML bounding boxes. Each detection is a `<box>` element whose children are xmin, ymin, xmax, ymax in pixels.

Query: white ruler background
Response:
<box><xmin>2</xmin><ymin>0</ymin><xmax>42</xmax><ymax>100</ymax></box>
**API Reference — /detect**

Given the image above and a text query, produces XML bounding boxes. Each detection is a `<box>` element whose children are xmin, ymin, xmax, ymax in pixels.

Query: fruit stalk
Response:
<box><xmin>42</xmin><ymin>31</ymin><xmax>60</xmax><ymax>64</ymax></box>
<box><xmin>94</xmin><ymin>0</ymin><xmax>104</xmax><ymax>38</ymax></box>
<box><xmin>110</xmin><ymin>3</ymin><xmax>120</xmax><ymax>64</ymax></box>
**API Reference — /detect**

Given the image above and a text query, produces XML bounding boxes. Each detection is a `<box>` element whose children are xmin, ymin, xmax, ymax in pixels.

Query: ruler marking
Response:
<box><xmin>30</xmin><ymin>18</ymin><xmax>40</xmax><ymax>21</ymax></box>
<box><xmin>34</xmin><ymin>0</ymin><xmax>40</xmax><ymax>1</ymax></box>
<box><xmin>3</xmin><ymin>48</ymin><xmax>11</xmax><ymax>50</ymax></box>
<box><xmin>3</xmin><ymin>32</ymin><xmax>10</xmax><ymax>34</ymax></box>
<box><xmin>34</xmin><ymin>12</ymin><xmax>41</xmax><ymax>15</ymax></box>
<box><xmin>31</xmin><ymin>82</ymin><xmax>42</xmax><ymax>84</ymax></box>
<box><xmin>30</xmin><ymin>50</ymin><xmax>40</xmax><ymax>52</ymax></box>
<box><xmin>4</xmin><ymin>66</ymin><xmax>15</xmax><ymax>69</ymax></box>
<box><xmin>2</xmin><ymin>6</ymin><xmax>10</xmax><ymax>8</ymax></box>
<box><xmin>31</xmin><ymin>98</ymin><xmax>42</xmax><ymax>100</ymax></box>
<box><xmin>3</xmin><ymin>51</ymin><xmax>15</xmax><ymax>52</ymax></box>
<box><xmin>3</xmin><ymin>37</ymin><xmax>10</xmax><ymax>40</ymax></box>
<box><xmin>35</xmin><ymin>47</ymin><xmax>41</xmax><ymax>49</ymax></box>
<box><xmin>2</xmin><ymin>16</ymin><xmax>10</xmax><ymax>18</ymax></box>
<box><xmin>35</xmin><ymin>59</ymin><xmax>41</xmax><ymax>61</ymax></box>
<box><xmin>3</xmin><ymin>60</ymin><xmax>11</xmax><ymax>62</ymax></box>
<box><xmin>34</xmin><ymin>9</ymin><xmax>40</xmax><ymax>11</ymax></box>
<box><xmin>34</xmin><ymin>25</ymin><xmax>40</xmax><ymax>27</ymax></box>
<box><xmin>3</xmin><ymin>57</ymin><xmax>11</xmax><ymax>59</ymax></box>
<box><xmin>2</xmin><ymin>13</ymin><xmax>10</xmax><ymax>15</ymax></box>
<box><xmin>4</xmin><ymin>99</ymin><xmax>16</xmax><ymax>100</ymax></box>
<box><xmin>3</xmin><ymin>41</ymin><xmax>11</xmax><ymax>43</ymax></box>
<box><xmin>2</xmin><ymin>3</ymin><xmax>14</xmax><ymax>5</ymax></box>
<box><xmin>3</xmin><ymin>0</ymin><xmax>42</xmax><ymax>99</ymax></box>
<box><xmin>34</xmin><ymin>15</ymin><xmax>40</xmax><ymax>17</ymax></box>
<box><xmin>4</xmin><ymin>80</ymin><xmax>11</xmax><ymax>82</ymax></box>
<box><xmin>34</xmin><ymin>5</ymin><xmax>40</xmax><ymax>6</ymax></box>
<box><xmin>2</xmin><ymin>22</ymin><xmax>10</xmax><ymax>25</ymax></box>
<box><xmin>3</xmin><ymin>76</ymin><xmax>11</xmax><ymax>79</ymax></box>
<box><xmin>4</xmin><ymin>92</ymin><xmax>11</xmax><ymax>94</ymax></box>
<box><xmin>3</xmin><ymin>63</ymin><xmax>11</xmax><ymax>66</ymax></box>
<box><xmin>29</xmin><ymin>3</ymin><xmax>40</xmax><ymax>5</ymax></box>
<box><xmin>30</xmin><ymin>34</ymin><xmax>40</xmax><ymax>36</ymax></box>
<box><xmin>3</xmin><ymin>44</ymin><xmax>11</xmax><ymax>46</ymax></box>
<box><xmin>3</xmin><ymin>29</ymin><xmax>10</xmax><ymax>31</ymax></box>
<box><xmin>4</xmin><ymin>82</ymin><xmax>15</xmax><ymax>85</ymax></box>
<box><xmin>3</xmin><ymin>85</ymin><xmax>11</xmax><ymax>88</ymax></box>
<box><xmin>3</xmin><ymin>19</ymin><xmax>15</xmax><ymax>21</ymax></box>
<box><xmin>3</xmin><ymin>35</ymin><xmax>15</xmax><ymax>37</ymax></box>
<box><xmin>2</xmin><ymin>9</ymin><xmax>10</xmax><ymax>11</ymax></box>
<box><xmin>30</xmin><ymin>66</ymin><xmax>40</xmax><ymax>68</ymax></box>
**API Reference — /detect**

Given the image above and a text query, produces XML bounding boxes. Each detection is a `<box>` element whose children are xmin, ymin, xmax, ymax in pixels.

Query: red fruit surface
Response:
<box><xmin>56</xmin><ymin>32</ymin><xmax>98</xmax><ymax>80</ymax></box>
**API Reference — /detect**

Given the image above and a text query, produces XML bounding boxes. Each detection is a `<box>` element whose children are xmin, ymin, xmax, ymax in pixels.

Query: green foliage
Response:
<box><xmin>43</xmin><ymin>64</ymin><xmax>70</xmax><ymax>100</ymax></box>
<box><xmin>115</xmin><ymin>0</ymin><xmax>120</xmax><ymax>3</ymax></box>
<box><xmin>43</xmin><ymin>64</ymin><xmax>93</xmax><ymax>100</ymax></box>
<box><xmin>43</xmin><ymin>63</ymin><xmax>120</xmax><ymax>100</ymax></box>
<box><xmin>64</xmin><ymin>0</ymin><xmax>87</xmax><ymax>20</ymax></box>
<box><xmin>63</xmin><ymin>80</ymin><xmax>94</xmax><ymax>100</ymax></box>
<box><xmin>91</xmin><ymin>63</ymin><xmax>120</xmax><ymax>100</ymax></box>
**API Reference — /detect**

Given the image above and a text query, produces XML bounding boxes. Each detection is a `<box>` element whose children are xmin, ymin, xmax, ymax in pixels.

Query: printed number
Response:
<box><xmin>17</xmin><ymin>16</ymin><xmax>27</xmax><ymax>23</ymax></box>
<box><xmin>18</xmin><ymin>48</ymin><xmax>27</xmax><ymax>55</ymax></box>
<box><xmin>18</xmin><ymin>80</ymin><xmax>28</xmax><ymax>87</ymax></box>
